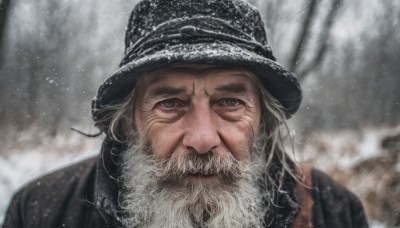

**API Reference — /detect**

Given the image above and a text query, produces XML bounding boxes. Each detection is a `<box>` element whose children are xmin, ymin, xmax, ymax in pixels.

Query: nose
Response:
<box><xmin>182</xmin><ymin>106</ymin><xmax>221</xmax><ymax>154</ymax></box>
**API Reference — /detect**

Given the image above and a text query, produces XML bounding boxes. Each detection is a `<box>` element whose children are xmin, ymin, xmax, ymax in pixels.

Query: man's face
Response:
<box><xmin>121</xmin><ymin>66</ymin><xmax>265</xmax><ymax>227</ymax></box>
<box><xmin>134</xmin><ymin>65</ymin><xmax>261</xmax><ymax>182</ymax></box>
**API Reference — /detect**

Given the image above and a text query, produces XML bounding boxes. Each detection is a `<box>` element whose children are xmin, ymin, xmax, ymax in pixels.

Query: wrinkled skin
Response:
<box><xmin>134</xmin><ymin>66</ymin><xmax>262</xmax><ymax>173</ymax></box>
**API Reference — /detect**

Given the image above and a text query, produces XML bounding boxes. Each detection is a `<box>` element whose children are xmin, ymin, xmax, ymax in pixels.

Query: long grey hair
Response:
<box><xmin>94</xmin><ymin>76</ymin><xmax>296</xmax><ymax>227</ymax></box>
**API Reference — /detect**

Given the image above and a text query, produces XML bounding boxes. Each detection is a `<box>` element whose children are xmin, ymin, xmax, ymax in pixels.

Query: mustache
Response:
<box><xmin>152</xmin><ymin>150</ymin><xmax>251</xmax><ymax>181</ymax></box>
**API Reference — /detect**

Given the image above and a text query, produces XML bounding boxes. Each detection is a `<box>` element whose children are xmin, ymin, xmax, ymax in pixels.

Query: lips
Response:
<box><xmin>185</xmin><ymin>173</ymin><xmax>220</xmax><ymax>184</ymax></box>
<box><xmin>188</xmin><ymin>173</ymin><xmax>216</xmax><ymax>177</ymax></box>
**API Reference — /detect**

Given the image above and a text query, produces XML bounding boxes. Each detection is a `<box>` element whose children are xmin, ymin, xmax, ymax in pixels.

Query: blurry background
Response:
<box><xmin>0</xmin><ymin>0</ymin><xmax>399</xmax><ymax>226</ymax></box>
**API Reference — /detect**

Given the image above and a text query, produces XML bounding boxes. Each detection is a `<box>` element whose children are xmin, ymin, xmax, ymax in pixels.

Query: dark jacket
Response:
<box><xmin>2</xmin><ymin>138</ymin><xmax>369</xmax><ymax>228</ymax></box>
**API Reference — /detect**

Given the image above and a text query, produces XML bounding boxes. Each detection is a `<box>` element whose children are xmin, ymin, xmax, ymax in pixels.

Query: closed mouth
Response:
<box><xmin>188</xmin><ymin>173</ymin><xmax>217</xmax><ymax>178</ymax></box>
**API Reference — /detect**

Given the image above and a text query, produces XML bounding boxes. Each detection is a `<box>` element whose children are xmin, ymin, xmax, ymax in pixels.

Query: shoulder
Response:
<box><xmin>17</xmin><ymin>156</ymin><xmax>98</xmax><ymax>201</ymax></box>
<box><xmin>3</xmin><ymin>156</ymin><xmax>99</xmax><ymax>227</ymax></box>
<box><xmin>311</xmin><ymin>169</ymin><xmax>369</xmax><ymax>228</ymax></box>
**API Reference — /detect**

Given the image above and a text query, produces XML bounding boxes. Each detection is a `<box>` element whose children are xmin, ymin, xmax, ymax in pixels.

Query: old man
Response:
<box><xmin>3</xmin><ymin>0</ymin><xmax>368</xmax><ymax>227</ymax></box>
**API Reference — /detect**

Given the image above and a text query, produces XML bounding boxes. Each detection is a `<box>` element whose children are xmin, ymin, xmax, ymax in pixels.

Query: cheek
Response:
<box><xmin>144</xmin><ymin>121</ymin><xmax>185</xmax><ymax>159</ymax></box>
<box><xmin>218</xmin><ymin>116</ymin><xmax>259</xmax><ymax>160</ymax></box>
<box><xmin>135</xmin><ymin>100</ymin><xmax>186</xmax><ymax>159</ymax></box>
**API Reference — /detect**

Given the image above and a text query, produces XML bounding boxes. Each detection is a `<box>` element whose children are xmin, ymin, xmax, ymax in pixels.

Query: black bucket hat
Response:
<box><xmin>92</xmin><ymin>0</ymin><xmax>302</xmax><ymax>129</ymax></box>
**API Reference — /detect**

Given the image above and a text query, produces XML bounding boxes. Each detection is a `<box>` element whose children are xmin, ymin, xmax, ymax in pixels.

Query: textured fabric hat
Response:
<box><xmin>92</xmin><ymin>0</ymin><xmax>302</xmax><ymax>129</ymax></box>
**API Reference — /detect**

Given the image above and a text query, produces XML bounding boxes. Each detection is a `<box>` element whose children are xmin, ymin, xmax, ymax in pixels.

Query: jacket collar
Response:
<box><xmin>93</xmin><ymin>137</ymin><xmax>300</xmax><ymax>227</ymax></box>
<box><xmin>93</xmin><ymin>137</ymin><xmax>126</xmax><ymax>227</ymax></box>
<box><xmin>263</xmin><ymin>154</ymin><xmax>301</xmax><ymax>227</ymax></box>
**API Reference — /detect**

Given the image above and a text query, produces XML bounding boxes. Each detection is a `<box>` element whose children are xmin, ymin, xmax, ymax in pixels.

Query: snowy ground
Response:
<box><xmin>293</xmin><ymin>127</ymin><xmax>400</xmax><ymax>228</ymax></box>
<box><xmin>1</xmin><ymin>127</ymin><xmax>398</xmax><ymax>227</ymax></box>
<box><xmin>0</xmin><ymin>133</ymin><xmax>102</xmax><ymax>225</ymax></box>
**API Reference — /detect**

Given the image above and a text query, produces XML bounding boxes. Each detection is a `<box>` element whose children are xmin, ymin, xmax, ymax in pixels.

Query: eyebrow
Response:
<box><xmin>214</xmin><ymin>83</ymin><xmax>249</xmax><ymax>94</ymax></box>
<box><xmin>147</xmin><ymin>86</ymin><xmax>187</xmax><ymax>99</ymax></box>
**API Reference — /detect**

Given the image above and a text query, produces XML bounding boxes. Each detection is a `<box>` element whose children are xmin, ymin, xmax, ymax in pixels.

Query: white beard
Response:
<box><xmin>119</xmin><ymin>141</ymin><xmax>268</xmax><ymax>228</ymax></box>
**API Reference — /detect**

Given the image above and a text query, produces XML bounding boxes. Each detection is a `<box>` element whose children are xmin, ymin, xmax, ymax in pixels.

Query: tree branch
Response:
<box><xmin>0</xmin><ymin>0</ymin><xmax>11</xmax><ymax>65</ymax></box>
<box><xmin>297</xmin><ymin>0</ymin><xmax>343</xmax><ymax>80</ymax></box>
<box><xmin>289</xmin><ymin>0</ymin><xmax>319</xmax><ymax>72</ymax></box>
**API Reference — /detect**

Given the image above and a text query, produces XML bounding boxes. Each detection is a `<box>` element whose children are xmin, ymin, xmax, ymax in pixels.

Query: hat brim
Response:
<box><xmin>93</xmin><ymin>42</ymin><xmax>302</xmax><ymax>122</ymax></box>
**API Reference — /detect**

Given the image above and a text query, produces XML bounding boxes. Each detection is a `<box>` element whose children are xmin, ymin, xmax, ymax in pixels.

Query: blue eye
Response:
<box><xmin>161</xmin><ymin>100</ymin><xmax>177</xmax><ymax>108</ymax></box>
<box><xmin>222</xmin><ymin>98</ymin><xmax>240</xmax><ymax>107</ymax></box>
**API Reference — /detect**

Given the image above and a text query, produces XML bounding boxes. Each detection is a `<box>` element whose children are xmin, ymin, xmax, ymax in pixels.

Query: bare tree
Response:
<box><xmin>288</xmin><ymin>0</ymin><xmax>319</xmax><ymax>73</ymax></box>
<box><xmin>297</xmin><ymin>0</ymin><xmax>342</xmax><ymax>79</ymax></box>
<box><xmin>288</xmin><ymin>0</ymin><xmax>343</xmax><ymax>81</ymax></box>
<box><xmin>0</xmin><ymin>0</ymin><xmax>11</xmax><ymax>125</ymax></box>
<box><xmin>0</xmin><ymin>0</ymin><xmax>11</xmax><ymax>59</ymax></box>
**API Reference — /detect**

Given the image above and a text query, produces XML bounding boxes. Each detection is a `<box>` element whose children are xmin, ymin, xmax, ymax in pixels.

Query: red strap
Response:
<box><xmin>292</xmin><ymin>164</ymin><xmax>314</xmax><ymax>228</ymax></box>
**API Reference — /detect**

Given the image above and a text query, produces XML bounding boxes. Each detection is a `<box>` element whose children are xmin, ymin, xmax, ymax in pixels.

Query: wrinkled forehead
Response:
<box><xmin>137</xmin><ymin>65</ymin><xmax>258</xmax><ymax>89</ymax></box>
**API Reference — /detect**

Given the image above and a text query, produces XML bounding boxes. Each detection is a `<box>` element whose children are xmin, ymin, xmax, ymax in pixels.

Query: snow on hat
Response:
<box><xmin>92</xmin><ymin>0</ymin><xmax>302</xmax><ymax>130</ymax></box>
